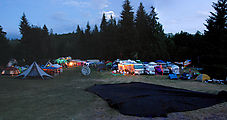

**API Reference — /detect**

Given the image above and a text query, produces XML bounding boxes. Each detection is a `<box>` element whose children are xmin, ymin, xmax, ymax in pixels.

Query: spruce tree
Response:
<box><xmin>148</xmin><ymin>6</ymin><xmax>167</xmax><ymax>59</ymax></box>
<box><xmin>0</xmin><ymin>25</ymin><xmax>9</xmax><ymax>64</ymax></box>
<box><xmin>204</xmin><ymin>0</ymin><xmax>227</xmax><ymax>57</ymax></box>
<box><xmin>108</xmin><ymin>15</ymin><xmax>117</xmax><ymax>32</ymax></box>
<box><xmin>120</xmin><ymin>0</ymin><xmax>134</xmax><ymax>30</ymax></box>
<box><xmin>0</xmin><ymin>26</ymin><xmax>7</xmax><ymax>43</ymax></box>
<box><xmin>85</xmin><ymin>22</ymin><xmax>91</xmax><ymax>38</ymax></box>
<box><xmin>93</xmin><ymin>25</ymin><xmax>99</xmax><ymax>34</ymax></box>
<box><xmin>76</xmin><ymin>25</ymin><xmax>84</xmax><ymax>39</ymax></box>
<box><xmin>205</xmin><ymin>0</ymin><xmax>227</xmax><ymax>36</ymax></box>
<box><xmin>19</xmin><ymin>13</ymin><xmax>30</xmax><ymax>36</ymax></box>
<box><xmin>100</xmin><ymin>13</ymin><xmax>107</xmax><ymax>32</ymax></box>
<box><xmin>19</xmin><ymin>13</ymin><xmax>32</xmax><ymax>59</ymax></box>
<box><xmin>42</xmin><ymin>24</ymin><xmax>51</xmax><ymax>57</ymax></box>
<box><xmin>135</xmin><ymin>2</ymin><xmax>149</xmax><ymax>59</ymax></box>
<box><xmin>75</xmin><ymin>25</ymin><xmax>85</xmax><ymax>57</ymax></box>
<box><xmin>119</xmin><ymin>0</ymin><xmax>135</xmax><ymax>58</ymax></box>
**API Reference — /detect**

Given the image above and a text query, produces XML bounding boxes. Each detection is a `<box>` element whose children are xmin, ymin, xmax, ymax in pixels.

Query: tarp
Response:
<box><xmin>16</xmin><ymin>62</ymin><xmax>53</xmax><ymax>79</ymax></box>
<box><xmin>169</xmin><ymin>74</ymin><xmax>178</xmax><ymax>79</ymax></box>
<box><xmin>87</xmin><ymin>82</ymin><xmax>226</xmax><ymax>117</ymax></box>
<box><xmin>174</xmin><ymin>60</ymin><xmax>191</xmax><ymax>67</ymax></box>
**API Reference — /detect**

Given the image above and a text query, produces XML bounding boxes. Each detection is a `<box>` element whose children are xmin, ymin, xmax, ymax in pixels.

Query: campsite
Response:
<box><xmin>0</xmin><ymin>59</ymin><xmax>227</xmax><ymax>119</ymax></box>
<box><xmin>1</xmin><ymin>0</ymin><xmax>227</xmax><ymax>119</ymax></box>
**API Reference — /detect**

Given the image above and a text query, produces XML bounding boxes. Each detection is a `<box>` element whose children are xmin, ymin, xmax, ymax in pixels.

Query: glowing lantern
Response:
<box><xmin>69</xmin><ymin>62</ymin><xmax>73</xmax><ymax>67</ymax></box>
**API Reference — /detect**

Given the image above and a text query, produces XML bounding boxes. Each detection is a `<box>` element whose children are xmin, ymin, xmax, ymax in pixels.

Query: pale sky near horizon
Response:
<box><xmin>0</xmin><ymin>0</ymin><xmax>216</xmax><ymax>39</ymax></box>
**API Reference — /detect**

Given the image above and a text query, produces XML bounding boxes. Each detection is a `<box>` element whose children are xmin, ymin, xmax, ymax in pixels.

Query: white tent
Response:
<box><xmin>171</xmin><ymin>65</ymin><xmax>180</xmax><ymax>74</ymax></box>
<box><xmin>149</xmin><ymin>62</ymin><xmax>157</xmax><ymax>66</ymax></box>
<box><xmin>44</xmin><ymin>61</ymin><xmax>53</xmax><ymax>68</ymax></box>
<box><xmin>16</xmin><ymin>62</ymin><xmax>53</xmax><ymax>79</ymax></box>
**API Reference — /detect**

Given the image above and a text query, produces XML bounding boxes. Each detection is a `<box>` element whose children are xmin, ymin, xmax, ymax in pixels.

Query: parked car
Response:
<box><xmin>133</xmin><ymin>64</ymin><xmax>144</xmax><ymax>75</ymax></box>
<box><xmin>144</xmin><ymin>62</ymin><xmax>157</xmax><ymax>75</ymax></box>
<box><xmin>158</xmin><ymin>63</ymin><xmax>169</xmax><ymax>74</ymax></box>
<box><xmin>144</xmin><ymin>65</ymin><xmax>155</xmax><ymax>75</ymax></box>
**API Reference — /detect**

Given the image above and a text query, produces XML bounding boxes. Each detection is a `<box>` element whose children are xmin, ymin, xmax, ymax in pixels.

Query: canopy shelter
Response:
<box><xmin>174</xmin><ymin>60</ymin><xmax>191</xmax><ymax>68</ymax></box>
<box><xmin>16</xmin><ymin>62</ymin><xmax>53</xmax><ymax>79</ymax></box>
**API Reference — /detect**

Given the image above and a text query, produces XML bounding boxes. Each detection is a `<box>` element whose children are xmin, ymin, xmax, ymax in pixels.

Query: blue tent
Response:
<box><xmin>155</xmin><ymin>60</ymin><xmax>165</xmax><ymax>63</ymax></box>
<box><xmin>169</xmin><ymin>74</ymin><xmax>178</xmax><ymax>79</ymax></box>
<box><xmin>41</xmin><ymin>66</ymin><xmax>58</xmax><ymax>70</ymax></box>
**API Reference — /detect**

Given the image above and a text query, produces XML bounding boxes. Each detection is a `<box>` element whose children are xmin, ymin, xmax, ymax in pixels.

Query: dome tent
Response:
<box><xmin>44</xmin><ymin>61</ymin><xmax>53</xmax><ymax>68</ymax></box>
<box><xmin>195</xmin><ymin>74</ymin><xmax>211</xmax><ymax>82</ymax></box>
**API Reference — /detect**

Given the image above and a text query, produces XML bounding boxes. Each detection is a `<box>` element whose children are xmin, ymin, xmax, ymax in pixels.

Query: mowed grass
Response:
<box><xmin>0</xmin><ymin>67</ymin><xmax>227</xmax><ymax>120</ymax></box>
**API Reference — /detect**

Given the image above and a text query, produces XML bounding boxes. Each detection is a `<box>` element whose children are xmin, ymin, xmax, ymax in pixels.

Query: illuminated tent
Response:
<box><xmin>1</xmin><ymin>67</ymin><xmax>20</xmax><ymax>76</ymax></box>
<box><xmin>55</xmin><ymin>58</ymin><xmax>67</xmax><ymax>64</ymax></box>
<box><xmin>171</xmin><ymin>65</ymin><xmax>180</xmax><ymax>74</ymax></box>
<box><xmin>44</xmin><ymin>61</ymin><xmax>53</xmax><ymax>68</ymax></box>
<box><xmin>16</xmin><ymin>62</ymin><xmax>53</xmax><ymax>79</ymax></box>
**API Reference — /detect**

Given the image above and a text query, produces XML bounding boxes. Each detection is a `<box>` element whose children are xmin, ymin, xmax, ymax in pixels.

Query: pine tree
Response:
<box><xmin>148</xmin><ymin>7</ymin><xmax>158</xmax><ymax>33</ymax></box>
<box><xmin>205</xmin><ymin>0</ymin><xmax>227</xmax><ymax>36</ymax></box>
<box><xmin>108</xmin><ymin>15</ymin><xmax>117</xmax><ymax>32</ymax></box>
<box><xmin>75</xmin><ymin>25</ymin><xmax>85</xmax><ymax>57</ymax></box>
<box><xmin>19</xmin><ymin>13</ymin><xmax>30</xmax><ymax>36</ymax></box>
<box><xmin>42</xmin><ymin>24</ymin><xmax>51</xmax><ymax>57</ymax></box>
<box><xmin>85</xmin><ymin>21</ymin><xmax>91</xmax><ymax>38</ymax></box>
<box><xmin>204</xmin><ymin>0</ymin><xmax>227</xmax><ymax>56</ymax></box>
<box><xmin>0</xmin><ymin>25</ymin><xmax>9</xmax><ymax>64</ymax></box>
<box><xmin>0</xmin><ymin>26</ymin><xmax>7</xmax><ymax>42</ymax></box>
<box><xmin>120</xmin><ymin>0</ymin><xmax>134</xmax><ymax>30</ymax></box>
<box><xmin>135</xmin><ymin>3</ymin><xmax>148</xmax><ymax>28</ymax></box>
<box><xmin>93</xmin><ymin>25</ymin><xmax>99</xmax><ymax>34</ymax></box>
<box><xmin>91</xmin><ymin>24</ymin><xmax>99</xmax><ymax>58</ymax></box>
<box><xmin>100</xmin><ymin>13</ymin><xmax>107</xmax><ymax>32</ymax></box>
<box><xmin>148</xmin><ymin>6</ymin><xmax>167</xmax><ymax>59</ymax></box>
<box><xmin>119</xmin><ymin>0</ymin><xmax>135</xmax><ymax>58</ymax></box>
<box><xmin>135</xmin><ymin>2</ymin><xmax>149</xmax><ymax>59</ymax></box>
<box><xmin>19</xmin><ymin>13</ymin><xmax>32</xmax><ymax>59</ymax></box>
<box><xmin>76</xmin><ymin>25</ymin><xmax>81</xmax><ymax>34</ymax></box>
<box><xmin>76</xmin><ymin>25</ymin><xmax>84</xmax><ymax>39</ymax></box>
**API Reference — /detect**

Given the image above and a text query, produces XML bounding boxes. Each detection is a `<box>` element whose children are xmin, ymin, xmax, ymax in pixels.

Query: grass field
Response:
<box><xmin>0</xmin><ymin>67</ymin><xmax>226</xmax><ymax>120</ymax></box>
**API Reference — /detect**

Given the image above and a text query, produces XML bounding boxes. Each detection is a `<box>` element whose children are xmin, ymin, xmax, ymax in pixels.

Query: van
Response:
<box><xmin>133</xmin><ymin>64</ymin><xmax>144</xmax><ymax>75</ymax></box>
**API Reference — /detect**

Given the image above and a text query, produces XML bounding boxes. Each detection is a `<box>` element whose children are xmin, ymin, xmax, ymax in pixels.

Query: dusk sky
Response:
<box><xmin>1</xmin><ymin>0</ymin><xmax>216</xmax><ymax>39</ymax></box>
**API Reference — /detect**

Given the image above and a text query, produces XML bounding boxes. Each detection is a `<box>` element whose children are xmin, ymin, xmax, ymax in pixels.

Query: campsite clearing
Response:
<box><xmin>0</xmin><ymin>68</ymin><xmax>227</xmax><ymax>120</ymax></box>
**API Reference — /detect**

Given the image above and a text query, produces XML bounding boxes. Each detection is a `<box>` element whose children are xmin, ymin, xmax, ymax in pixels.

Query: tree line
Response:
<box><xmin>0</xmin><ymin>0</ymin><xmax>226</xmax><ymax>66</ymax></box>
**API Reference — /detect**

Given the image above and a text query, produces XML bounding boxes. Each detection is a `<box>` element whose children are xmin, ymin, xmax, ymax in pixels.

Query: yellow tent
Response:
<box><xmin>195</xmin><ymin>74</ymin><xmax>211</xmax><ymax>82</ymax></box>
